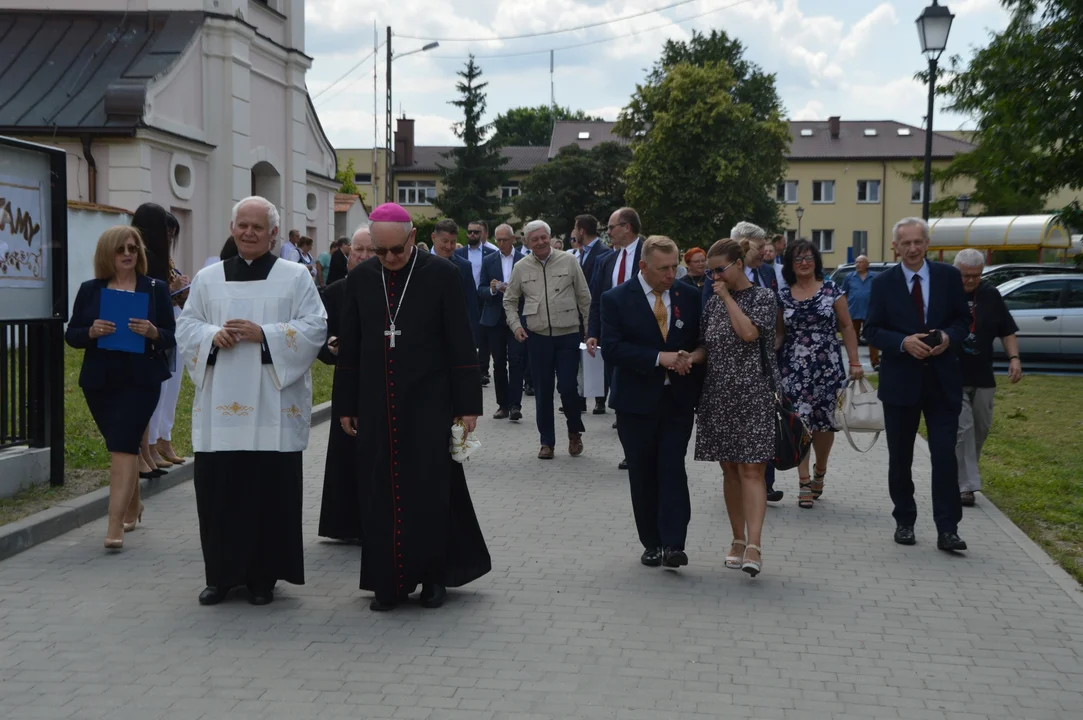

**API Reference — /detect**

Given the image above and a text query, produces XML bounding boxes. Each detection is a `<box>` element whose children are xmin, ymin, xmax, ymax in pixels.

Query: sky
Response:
<box><xmin>303</xmin><ymin>0</ymin><xmax>1011</xmax><ymax>149</ymax></box>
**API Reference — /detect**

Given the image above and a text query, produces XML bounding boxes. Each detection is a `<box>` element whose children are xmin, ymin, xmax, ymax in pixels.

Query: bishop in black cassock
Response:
<box><xmin>334</xmin><ymin>204</ymin><xmax>491</xmax><ymax>611</ymax></box>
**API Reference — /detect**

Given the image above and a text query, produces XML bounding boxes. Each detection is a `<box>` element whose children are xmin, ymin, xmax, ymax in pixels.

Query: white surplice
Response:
<box><xmin>176</xmin><ymin>258</ymin><xmax>327</xmax><ymax>452</ymax></box>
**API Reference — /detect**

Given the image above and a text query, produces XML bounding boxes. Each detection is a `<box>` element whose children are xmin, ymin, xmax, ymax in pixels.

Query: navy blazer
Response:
<box><xmin>601</xmin><ymin>278</ymin><xmax>703</xmax><ymax>415</ymax></box>
<box><xmin>449</xmin><ymin>254</ymin><xmax>481</xmax><ymax>340</ymax></box>
<box><xmin>65</xmin><ymin>275</ymin><xmax>176</xmax><ymax>390</ymax></box>
<box><xmin>576</xmin><ymin>239</ymin><xmax>608</xmax><ymax>288</ymax></box>
<box><xmin>477</xmin><ymin>249</ymin><xmax>524</xmax><ymax>327</ymax></box>
<box><xmin>587</xmin><ymin>239</ymin><xmax>643</xmax><ymax>340</ymax></box>
<box><xmin>864</xmin><ymin>261</ymin><xmax>970</xmax><ymax>411</ymax></box>
<box><xmin>454</xmin><ymin>244</ymin><xmax>496</xmax><ymax>281</ymax></box>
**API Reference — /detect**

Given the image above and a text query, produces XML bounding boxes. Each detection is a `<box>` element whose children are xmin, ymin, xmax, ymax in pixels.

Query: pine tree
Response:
<box><xmin>432</xmin><ymin>56</ymin><xmax>509</xmax><ymax>226</ymax></box>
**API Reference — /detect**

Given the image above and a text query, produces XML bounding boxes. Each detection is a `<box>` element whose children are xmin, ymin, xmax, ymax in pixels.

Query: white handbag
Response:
<box><xmin>834</xmin><ymin>377</ymin><xmax>885</xmax><ymax>453</ymax></box>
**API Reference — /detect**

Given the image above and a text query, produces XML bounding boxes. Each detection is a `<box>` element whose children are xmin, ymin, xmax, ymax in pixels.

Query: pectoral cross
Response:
<box><xmin>384</xmin><ymin>322</ymin><xmax>401</xmax><ymax>348</ymax></box>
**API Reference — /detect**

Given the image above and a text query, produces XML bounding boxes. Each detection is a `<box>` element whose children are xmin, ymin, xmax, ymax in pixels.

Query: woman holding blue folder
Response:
<box><xmin>66</xmin><ymin>226</ymin><xmax>175</xmax><ymax>549</ymax></box>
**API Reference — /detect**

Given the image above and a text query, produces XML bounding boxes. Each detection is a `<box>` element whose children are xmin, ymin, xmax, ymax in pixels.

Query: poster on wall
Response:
<box><xmin>0</xmin><ymin>174</ymin><xmax>46</xmax><ymax>289</ymax></box>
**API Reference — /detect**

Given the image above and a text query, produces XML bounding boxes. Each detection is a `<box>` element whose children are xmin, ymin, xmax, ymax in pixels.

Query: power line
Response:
<box><xmin>428</xmin><ymin>0</ymin><xmax>760</xmax><ymax>60</ymax></box>
<box><xmin>395</xmin><ymin>0</ymin><xmax>705</xmax><ymax>42</ymax></box>
<box><xmin>312</xmin><ymin>44</ymin><xmax>383</xmax><ymax>101</ymax></box>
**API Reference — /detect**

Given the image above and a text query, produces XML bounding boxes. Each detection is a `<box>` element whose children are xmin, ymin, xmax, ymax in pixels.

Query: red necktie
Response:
<box><xmin>617</xmin><ymin>249</ymin><xmax>627</xmax><ymax>284</ymax></box>
<box><xmin>911</xmin><ymin>275</ymin><xmax>925</xmax><ymax>327</ymax></box>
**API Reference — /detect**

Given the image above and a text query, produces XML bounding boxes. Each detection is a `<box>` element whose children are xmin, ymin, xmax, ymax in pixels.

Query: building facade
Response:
<box><xmin>0</xmin><ymin>0</ymin><xmax>339</xmax><ymax>275</ymax></box>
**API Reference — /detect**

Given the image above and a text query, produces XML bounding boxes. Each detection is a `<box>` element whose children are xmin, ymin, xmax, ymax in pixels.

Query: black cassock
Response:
<box><xmin>316</xmin><ymin>278</ymin><xmax>362</xmax><ymax>541</ymax></box>
<box><xmin>194</xmin><ymin>252</ymin><xmax>304</xmax><ymax>591</ymax></box>
<box><xmin>334</xmin><ymin>250</ymin><xmax>491</xmax><ymax>600</ymax></box>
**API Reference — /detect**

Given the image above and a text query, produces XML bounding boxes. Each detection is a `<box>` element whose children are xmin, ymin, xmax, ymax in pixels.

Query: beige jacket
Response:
<box><xmin>502</xmin><ymin>249</ymin><xmax>592</xmax><ymax>337</ymax></box>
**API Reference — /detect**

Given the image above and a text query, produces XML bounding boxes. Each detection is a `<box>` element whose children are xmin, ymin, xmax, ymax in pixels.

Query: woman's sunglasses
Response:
<box><xmin>709</xmin><ymin>261</ymin><xmax>736</xmax><ymax>278</ymax></box>
<box><xmin>115</xmin><ymin>244</ymin><xmax>140</xmax><ymax>255</ymax></box>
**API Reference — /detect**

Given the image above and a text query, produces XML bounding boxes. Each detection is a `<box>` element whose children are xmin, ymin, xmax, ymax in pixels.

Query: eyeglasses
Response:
<box><xmin>116</xmin><ymin>244</ymin><xmax>140</xmax><ymax>255</ymax></box>
<box><xmin>606</xmin><ymin>222</ymin><xmax>627</xmax><ymax>232</ymax></box>
<box><xmin>793</xmin><ymin>255</ymin><xmax>815</xmax><ymax>265</ymax></box>
<box><xmin>709</xmin><ymin>261</ymin><xmax>736</xmax><ymax>278</ymax></box>
<box><xmin>373</xmin><ymin>243</ymin><xmax>409</xmax><ymax>257</ymax></box>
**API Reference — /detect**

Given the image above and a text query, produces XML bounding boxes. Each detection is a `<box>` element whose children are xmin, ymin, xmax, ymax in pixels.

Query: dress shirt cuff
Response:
<box><xmin>655</xmin><ymin>352</ymin><xmax>661</xmax><ymax>367</ymax></box>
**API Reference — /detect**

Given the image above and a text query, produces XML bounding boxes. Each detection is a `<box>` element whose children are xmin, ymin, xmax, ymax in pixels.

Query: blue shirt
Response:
<box><xmin>841</xmin><ymin>270</ymin><xmax>878</xmax><ymax>320</ymax></box>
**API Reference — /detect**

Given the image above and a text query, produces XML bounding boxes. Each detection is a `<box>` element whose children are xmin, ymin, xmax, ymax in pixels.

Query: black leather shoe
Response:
<box><xmin>641</xmin><ymin>547</ymin><xmax>663</xmax><ymax>567</ymax></box>
<box><xmin>894</xmin><ymin>525</ymin><xmax>916</xmax><ymax>546</ymax></box>
<box><xmin>419</xmin><ymin>584</ymin><xmax>448</xmax><ymax>608</ymax></box>
<box><xmin>767</xmin><ymin>489</ymin><xmax>784</xmax><ymax>502</ymax></box>
<box><xmin>618</xmin><ymin>458</ymin><xmax>628</xmax><ymax>470</ymax></box>
<box><xmin>481</xmin><ymin>374</ymin><xmax>491</xmax><ymax>387</ymax></box>
<box><xmin>662</xmin><ymin>548</ymin><xmax>688</xmax><ymax>568</ymax></box>
<box><xmin>593</xmin><ymin>401</ymin><xmax>607</xmax><ymax>415</ymax></box>
<box><xmin>960</xmin><ymin>491</ymin><xmax>976</xmax><ymax>507</ymax></box>
<box><xmin>198</xmin><ymin>586</ymin><xmax>226</xmax><ymax>605</ymax></box>
<box><xmin>937</xmin><ymin>532</ymin><xmax>968</xmax><ymax>552</ymax></box>
<box><xmin>509</xmin><ymin>406</ymin><xmax>522</xmax><ymax>422</ymax></box>
<box><xmin>370</xmin><ymin>597</ymin><xmax>397</xmax><ymax>611</ymax></box>
<box><xmin>524</xmin><ymin>385</ymin><xmax>534</xmax><ymax>396</ymax></box>
<box><xmin>493</xmin><ymin>408</ymin><xmax>509</xmax><ymax>420</ymax></box>
<box><xmin>612</xmin><ymin>421</ymin><xmax>618</xmax><ymax>429</ymax></box>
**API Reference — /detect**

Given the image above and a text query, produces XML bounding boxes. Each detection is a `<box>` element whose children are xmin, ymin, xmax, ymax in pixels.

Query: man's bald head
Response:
<box><xmin>348</xmin><ymin>226</ymin><xmax>375</xmax><ymax>271</ymax></box>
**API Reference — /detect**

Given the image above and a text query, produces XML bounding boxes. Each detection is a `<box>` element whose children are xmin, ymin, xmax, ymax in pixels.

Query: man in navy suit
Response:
<box><xmin>602</xmin><ymin>236</ymin><xmax>702</xmax><ymax>568</ymax></box>
<box><xmin>574</xmin><ymin>214</ymin><xmax>613</xmax><ymax>414</ymax></box>
<box><xmin>457</xmin><ymin>220</ymin><xmax>497</xmax><ymax>385</ymax></box>
<box><xmin>865</xmin><ymin>217</ymin><xmax>971</xmax><ymax>552</ymax></box>
<box><xmin>478</xmin><ymin>224</ymin><xmax>526</xmax><ymax>421</ymax></box>
<box><xmin>432</xmin><ymin>219</ymin><xmax>480</xmax><ymax>342</ymax></box>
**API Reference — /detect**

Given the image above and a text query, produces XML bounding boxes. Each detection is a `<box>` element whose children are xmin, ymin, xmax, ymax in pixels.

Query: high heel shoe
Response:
<box><xmin>104</xmin><ymin>538</ymin><xmax>124</xmax><ymax>550</ymax></box>
<box><xmin>123</xmin><ymin>504</ymin><xmax>145</xmax><ymax>532</ymax></box>
<box><xmin>156</xmin><ymin>440</ymin><xmax>186</xmax><ymax>465</ymax></box>
<box><xmin>741</xmin><ymin>545</ymin><xmax>762</xmax><ymax>577</ymax></box>
<box><xmin>725</xmin><ymin>539</ymin><xmax>747</xmax><ymax>569</ymax></box>
<box><xmin>811</xmin><ymin>467</ymin><xmax>827</xmax><ymax>499</ymax></box>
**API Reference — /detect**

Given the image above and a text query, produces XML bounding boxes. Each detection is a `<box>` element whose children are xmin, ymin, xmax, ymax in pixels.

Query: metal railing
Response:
<box><xmin>0</xmin><ymin>321</ymin><xmax>62</xmax><ymax>485</ymax></box>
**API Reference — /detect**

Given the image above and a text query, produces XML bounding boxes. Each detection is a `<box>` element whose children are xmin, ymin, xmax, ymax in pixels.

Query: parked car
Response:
<box><xmin>994</xmin><ymin>274</ymin><xmax>1083</xmax><ymax>361</ymax></box>
<box><xmin>828</xmin><ymin>262</ymin><xmax>897</xmax><ymax>287</ymax></box>
<box><xmin>982</xmin><ymin>263</ymin><xmax>1083</xmax><ymax>287</ymax></box>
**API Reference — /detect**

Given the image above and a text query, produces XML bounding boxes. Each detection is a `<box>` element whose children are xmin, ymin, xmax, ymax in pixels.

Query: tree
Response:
<box><xmin>931</xmin><ymin>0</ymin><xmax>1083</xmax><ymax>214</ymax></box>
<box><xmin>432</xmin><ymin>56</ymin><xmax>510</xmax><ymax>226</ymax></box>
<box><xmin>491</xmin><ymin>105</ymin><xmax>604</xmax><ymax>147</ymax></box>
<box><xmin>336</xmin><ymin>156</ymin><xmax>359</xmax><ymax>195</ymax></box>
<box><xmin>513</xmin><ymin>142</ymin><xmax>633</xmax><ymax>236</ymax></box>
<box><xmin>616</xmin><ymin>31</ymin><xmax>788</xmax><ymax>247</ymax></box>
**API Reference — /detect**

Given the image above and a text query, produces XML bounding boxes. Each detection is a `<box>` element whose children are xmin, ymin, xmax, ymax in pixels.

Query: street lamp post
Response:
<box><xmin>956</xmin><ymin>194</ymin><xmax>971</xmax><ymax>216</ymax></box>
<box><xmin>384</xmin><ymin>29</ymin><xmax>439</xmax><ymax>202</ymax></box>
<box><xmin>796</xmin><ymin>205</ymin><xmax>805</xmax><ymax>241</ymax></box>
<box><xmin>916</xmin><ymin>0</ymin><xmax>955</xmax><ymax>221</ymax></box>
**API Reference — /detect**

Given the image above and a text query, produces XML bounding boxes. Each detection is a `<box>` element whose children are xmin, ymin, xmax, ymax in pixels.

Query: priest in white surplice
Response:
<box><xmin>176</xmin><ymin>196</ymin><xmax>326</xmax><ymax>607</ymax></box>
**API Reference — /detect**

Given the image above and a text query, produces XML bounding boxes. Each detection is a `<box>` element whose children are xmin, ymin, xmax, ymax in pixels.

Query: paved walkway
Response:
<box><xmin>2</xmin><ymin>381</ymin><xmax>1082</xmax><ymax>720</ymax></box>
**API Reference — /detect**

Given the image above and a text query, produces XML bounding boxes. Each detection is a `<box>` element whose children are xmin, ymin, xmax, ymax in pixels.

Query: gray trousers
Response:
<box><xmin>955</xmin><ymin>386</ymin><xmax>996</xmax><ymax>493</ymax></box>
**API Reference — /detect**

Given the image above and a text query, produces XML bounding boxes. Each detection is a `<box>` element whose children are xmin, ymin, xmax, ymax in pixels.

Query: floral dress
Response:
<box><xmin>779</xmin><ymin>280</ymin><xmax>846</xmax><ymax>432</ymax></box>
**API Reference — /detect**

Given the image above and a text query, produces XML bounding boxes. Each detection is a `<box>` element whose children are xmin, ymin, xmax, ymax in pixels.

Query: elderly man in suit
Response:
<box><xmin>865</xmin><ymin>217</ymin><xmax>971</xmax><ymax>552</ymax></box>
<box><xmin>602</xmin><ymin>235</ymin><xmax>703</xmax><ymax>568</ymax></box>
<box><xmin>478</xmin><ymin>223</ymin><xmax>526</xmax><ymax>422</ymax></box>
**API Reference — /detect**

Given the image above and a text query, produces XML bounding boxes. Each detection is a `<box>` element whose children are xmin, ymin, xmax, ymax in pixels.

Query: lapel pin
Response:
<box><xmin>675</xmin><ymin>319</ymin><xmax>684</xmax><ymax>329</ymax></box>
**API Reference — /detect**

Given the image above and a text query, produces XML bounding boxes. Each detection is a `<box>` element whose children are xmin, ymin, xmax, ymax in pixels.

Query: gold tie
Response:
<box><xmin>653</xmin><ymin>290</ymin><xmax>668</xmax><ymax>341</ymax></box>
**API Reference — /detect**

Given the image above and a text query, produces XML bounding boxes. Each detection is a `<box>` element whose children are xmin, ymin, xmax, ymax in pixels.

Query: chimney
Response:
<box><xmin>395</xmin><ymin>117</ymin><xmax>415</xmax><ymax>167</ymax></box>
<box><xmin>828</xmin><ymin>116</ymin><xmax>841</xmax><ymax>140</ymax></box>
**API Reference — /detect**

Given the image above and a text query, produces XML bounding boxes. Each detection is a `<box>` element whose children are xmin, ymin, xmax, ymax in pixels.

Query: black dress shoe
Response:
<box><xmin>662</xmin><ymin>548</ymin><xmax>688</xmax><ymax>568</ymax></box>
<box><xmin>481</xmin><ymin>374</ymin><xmax>491</xmax><ymax>387</ymax></box>
<box><xmin>524</xmin><ymin>385</ymin><xmax>535</xmax><ymax>396</ymax></box>
<box><xmin>894</xmin><ymin>525</ymin><xmax>916</xmax><ymax>546</ymax></box>
<box><xmin>493</xmin><ymin>408</ymin><xmax>509</xmax><ymax>420</ymax></box>
<box><xmin>937</xmin><ymin>532</ymin><xmax>968</xmax><ymax>552</ymax></box>
<box><xmin>960</xmin><ymin>491</ymin><xmax>976</xmax><ymax>507</ymax></box>
<box><xmin>618</xmin><ymin>458</ymin><xmax>628</xmax><ymax>470</ymax></box>
<box><xmin>370</xmin><ymin>597</ymin><xmax>398</xmax><ymax>611</ymax></box>
<box><xmin>641</xmin><ymin>547</ymin><xmax>663</xmax><ymax>567</ymax></box>
<box><xmin>767</xmin><ymin>489</ymin><xmax>784</xmax><ymax>503</ymax></box>
<box><xmin>419</xmin><ymin>584</ymin><xmax>448</xmax><ymax>608</ymax></box>
<box><xmin>248</xmin><ymin>587</ymin><xmax>274</xmax><ymax>606</ymax></box>
<box><xmin>612</xmin><ymin>420</ymin><xmax>618</xmax><ymax>429</ymax></box>
<box><xmin>198</xmin><ymin>586</ymin><xmax>226</xmax><ymax>606</ymax></box>
<box><xmin>593</xmin><ymin>401</ymin><xmax>607</xmax><ymax>415</ymax></box>
<box><xmin>509</xmin><ymin>406</ymin><xmax>522</xmax><ymax>422</ymax></box>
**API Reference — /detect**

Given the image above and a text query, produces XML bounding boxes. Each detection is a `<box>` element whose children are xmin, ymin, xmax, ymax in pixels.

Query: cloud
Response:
<box><xmin>792</xmin><ymin>100</ymin><xmax>825</xmax><ymax>121</ymax></box>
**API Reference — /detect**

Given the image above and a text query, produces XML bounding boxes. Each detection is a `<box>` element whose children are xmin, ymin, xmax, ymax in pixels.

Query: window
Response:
<box><xmin>857</xmin><ymin>180</ymin><xmax>880</xmax><ymax>203</ymax></box>
<box><xmin>353</xmin><ymin>173</ymin><xmax>372</xmax><ymax>184</ymax></box>
<box><xmin>852</xmin><ymin>230</ymin><xmax>868</xmax><ymax>256</ymax></box>
<box><xmin>397</xmin><ymin>180</ymin><xmax>436</xmax><ymax>205</ymax></box>
<box><xmin>775</xmin><ymin>180</ymin><xmax>798</xmax><ymax>204</ymax></box>
<box><xmin>1065</xmin><ymin>280</ymin><xmax>1083</xmax><ymax>308</ymax></box>
<box><xmin>501</xmin><ymin>181</ymin><xmax>521</xmax><ymax>202</ymax></box>
<box><xmin>812</xmin><ymin>229</ymin><xmax>834</xmax><ymax>253</ymax></box>
<box><xmin>911</xmin><ymin>181</ymin><xmax>934</xmax><ymax>204</ymax></box>
<box><xmin>1003</xmin><ymin>280</ymin><xmax>1065</xmax><ymax>311</ymax></box>
<box><xmin>785</xmin><ymin>229</ymin><xmax>797</xmax><ymax>243</ymax></box>
<box><xmin>812</xmin><ymin>180</ymin><xmax>835</xmax><ymax>203</ymax></box>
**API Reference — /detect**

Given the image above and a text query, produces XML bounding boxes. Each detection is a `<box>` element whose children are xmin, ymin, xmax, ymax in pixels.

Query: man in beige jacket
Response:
<box><xmin>503</xmin><ymin>219</ymin><xmax>593</xmax><ymax>459</ymax></box>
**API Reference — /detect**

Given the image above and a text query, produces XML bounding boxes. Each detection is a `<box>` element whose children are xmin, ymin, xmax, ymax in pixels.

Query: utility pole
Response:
<box><xmin>385</xmin><ymin>26</ymin><xmax>393</xmax><ymax>203</ymax></box>
<box><xmin>372</xmin><ymin>20</ymin><xmax>378</xmax><ymax>205</ymax></box>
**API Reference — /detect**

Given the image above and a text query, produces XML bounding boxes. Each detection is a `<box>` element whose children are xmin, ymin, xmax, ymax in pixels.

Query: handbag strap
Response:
<box><xmin>838</xmin><ymin>383</ymin><xmax>880</xmax><ymax>453</ymax></box>
<box><xmin>757</xmin><ymin>336</ymin><xmax>779</xmax><ymax>395</ymax></box>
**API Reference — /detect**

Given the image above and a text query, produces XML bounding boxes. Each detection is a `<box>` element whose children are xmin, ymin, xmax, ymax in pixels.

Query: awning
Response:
<box><xmin>928</xmin><ymin>215</ymin><xmax>1072</xmax><ymax>250</ymax></box>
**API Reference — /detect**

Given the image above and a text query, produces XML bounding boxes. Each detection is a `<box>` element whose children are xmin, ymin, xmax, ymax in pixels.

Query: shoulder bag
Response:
<box><xmin>759</xmin><ymin>338</ymin><xmax>811</xmax><ymax>471</ymax></box>
<box><xmin>834</xmin><ymin>377</ymin><xmax>884</xmax><ymax>452</ymax></box>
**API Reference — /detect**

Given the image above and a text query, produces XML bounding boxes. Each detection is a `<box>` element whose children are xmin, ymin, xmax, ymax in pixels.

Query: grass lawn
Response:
<box><xmin>0</xmin><ymin>346</ymin><xmax>333</xmax><ymax>524</ymax></box>
<box><xmin>870</xmin><ymin>373</ymin><xmax>1083</xmax><ymax>585</ymax></box>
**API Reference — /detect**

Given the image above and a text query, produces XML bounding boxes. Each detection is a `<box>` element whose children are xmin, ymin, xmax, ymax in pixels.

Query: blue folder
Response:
<box><xmin>98</xmin><ymin>288</ymin><xmax>149</xmax><ymax>354</ymax></box>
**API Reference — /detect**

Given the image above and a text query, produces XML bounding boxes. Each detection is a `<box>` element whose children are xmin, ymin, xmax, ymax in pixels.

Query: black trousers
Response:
<box><xmin>616</xmin><ymin>388</ymin><xmax>694</xmax><ymax>550</ymax></box>
<box><xmin>477</xmin><ymin>320</ymin><xmax>491</xmax><ymax>376</ymax></box>
<box><xmin>487</xmin><ymin>323</ymin><xmax>524</xmax><ymax>410</ymax></box>
<box><xmin>884</xmin><ymin>369</ymin><xmax>963</xmax><ymax>534</ymax></box>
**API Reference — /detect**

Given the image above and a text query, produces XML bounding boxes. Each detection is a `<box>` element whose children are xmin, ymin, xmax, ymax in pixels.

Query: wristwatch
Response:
<box><xmin>1008</xmin><ymin>355</ymin><xmax>1020</xmax><ymax>360</ymax></box>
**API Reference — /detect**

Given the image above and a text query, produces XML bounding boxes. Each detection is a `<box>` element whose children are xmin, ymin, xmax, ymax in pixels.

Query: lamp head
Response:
<box><xmin>956</xmin><ymin>194</ymin><xmax>971</xmax><ymax>216</ymax></box>
<box><xmin>916</xmin><ymin>0</ymin><xmax>955</xmax><ymax>60</ymax></box>
<box><xmin>795</xmin><ymin>206</ymin><xmax>805</xmax><ymax>220</ymax></box>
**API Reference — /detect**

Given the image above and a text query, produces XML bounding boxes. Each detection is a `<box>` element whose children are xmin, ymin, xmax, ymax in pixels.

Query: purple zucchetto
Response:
<box><xmin>369</xmin><ymin>203</ymin><xmax>413</xmax><ymax>223</ymax></box>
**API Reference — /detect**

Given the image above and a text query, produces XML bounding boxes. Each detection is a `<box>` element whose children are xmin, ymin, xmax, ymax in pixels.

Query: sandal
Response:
<box><xmin>725</xmin><ymin>539</ymin><xmax>747</xmax><ymax>569</ymax></box>
<box><xmin>811</xmin><ymin>467</ymin><xmax>826</xmax><ymax>499</ymax></box>
<box><xmin>741</xmin><ymin>544</ymin><xmax>762</xmax><ymax>577</ymax></box>
<box><xmin>798</xmin><ymin>476</ymin><xmax>814</xmax><ymax>509</ymax></box>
